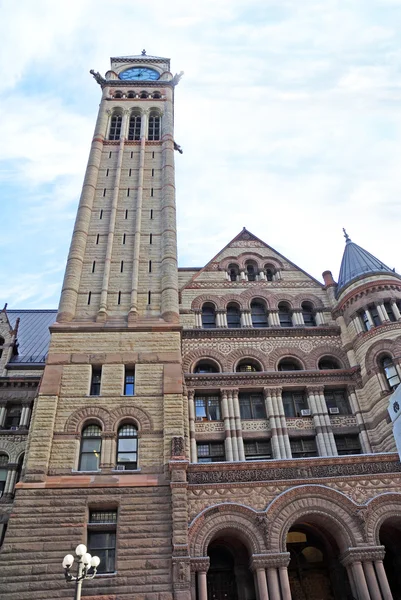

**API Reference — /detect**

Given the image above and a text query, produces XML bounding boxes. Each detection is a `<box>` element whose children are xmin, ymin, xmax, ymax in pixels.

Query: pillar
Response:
<box><xmin>194</xmin><ymin>311</ymin><xmax>202</xmax><ymax>328</ymax></box>
<box><xmin>4</xmin><ymin>466</ymin><xmax>18</xmax><ymax>496</ymax></box>
<box><xmin>227</xmin><ymin>390</ymin><xmax>239</xmax><ymax>461</ymax></box>
<box><xmin>341</xmin><ymin>547</ymin><xmax>389</xmax><ymax>600</ymax></box>
<box><xmin>374</xmin><ymin>559</ymin><xmax>393</xmax><ymax>600</ymax></box>
<box><xmin>275</xmin><ymin>388</ymin><xmax>292</xmax><ymax>458</ymax></box>
<box><xmin>266</xmin><ymin>567</ymin><xmax>280</xmax><ymax>599</ymax></box>
<box><xmin>308</xmin><ymin>388</ymin><xmax>328</xmax><ymax>456</ymax></box>
<box><xmin>364</xmin><ymin>308</ymin><xmax>375</xmax><ymax>329</ymax></box>
<box><xmin>221</xmin><ymin>389</ymin><xmax>234</xmax><ymax>462</ymax></box>
<box><xmin>293</xmin><ymin>310</ymin><xmax>303</xmax><ymax>326</ymax></box>
<box><xmin>316</xmin><ymin>388</ymin><xmax>338</xmax><ymax>456</ymax></box>
<box><xmin>219</xmin><ymin>311</ymin><xmax>228</xmax><ymax>328</ymax></box>
<box><xmin>363</xmin><ymin>561</ymin><xmax>382</xmax><ymax>600</ymax></box>
<box><xmin>191</xmin><ymin>557</ymin><xmax>209</xmax><ymax>600</ymax></box>
<box><xmin>264</xmin><ymin>388</ymin><xmax>281</xmax><ymax>459</ymax></box>
<box><xmin>278</xmin><ymin>565</ymin><xmax>292</xmax><ymax>600</ymax></box>
<box><xmin>351</xmin><ymin>561</ymin><xmax>371</xmax><ymax>600</ymax></box>
<box><xmin>377</xmin><ymin>303</ymin><xmax>389</xmax><ymax>322</ymax></box>
<box><xmin>348</xmin><ymin>387</ymin><xmax>372</xmax><ymax>453</ymax></box>
<box><xmin>232</xmin><ymin>389</ymin><xmax>245</xmax><ymax>460</ymax></box>
<box><xmin>256</xmin><ymin>569</ymin><xmax>270</xmax><ymax>600</ymax></box>
<box><xmin>188</xmin><ymin>390</ymin><xmax>197</xmax><ymax>463</ymax></box>
<box><xmin>315</xmin><ymin>310</ymin><xmax>325</xmax><ymax>325</ymax></box>
<box><xmin>0</xmin><ymin>404</ymin><xmax>7</xmax><ymax>427</ymax></box>
<box><xmin>391</xmin><ymin>300</ymin><xmax>401</xmax><ymax>320</ymax></box>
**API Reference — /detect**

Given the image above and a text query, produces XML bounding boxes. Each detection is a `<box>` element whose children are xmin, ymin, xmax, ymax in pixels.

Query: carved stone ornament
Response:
<box><xmin>172</xmin><ymin>436</ymin><xmax>185</xmax><ymax>458</ymax></box>
<box><xmin>190</xmin><ymin>557</ymin><xmax>210</xmax><ymax>572</ymax></box>
<box><xmin>340</xmin><ymin>545</ymin><xmax>386</xmax><ymax>566</ymax></box>
<box><xmin>250</xmin><ymin>552</ymin><xmax>290</xmax><ymax>571</ymax></box>
<box><xmin>173</xmin><ymin>557</ymin><xmax>191</xmax><ymax>587</ymax></box>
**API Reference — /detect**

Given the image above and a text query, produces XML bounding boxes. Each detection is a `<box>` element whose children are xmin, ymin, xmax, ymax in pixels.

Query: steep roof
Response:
<box><xmin>337</xmin><ymin>232</ymin><xmax>396</xmax><ymax>296</ymax></box>
<box><xmin>7</xmin><ymin>310</ymin><xmax>57</xmax><ymax>364</ymax></box>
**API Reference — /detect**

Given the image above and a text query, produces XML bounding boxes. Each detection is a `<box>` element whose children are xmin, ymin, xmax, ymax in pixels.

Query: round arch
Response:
<box><xmin>109</xmin><ymin>404</ymin><xmax>153</xmax><ymax>434</ymax></box>
<box><xmin>182</xmin><ymin>349</ymin><xmax>225</xmax><ymax>373</ymax></box>
<box><xmin>65</xmin><ymin>406</ymin><xmax>111</xmax><ymax>434</ymax></box>
<box><xmin>191</xmin><ymin>295</ymin><xmax>222</xmax><ymax>311</ymax></box>
<box><xmin>364</xmin><ymin>493</ymin><xmax>401</xmax><ymax>545</ymax></box>
<box><xmin>293</xmin><ymin>294</ymin><xmax>325</xmax><ymax>310</ymax></box>
<box><xmin>365</xmin><ymin>337</ymin><xmax>401</xmax><ymax>376</ymax></box>
<box><xmin>227</xmin><ymin>348</ymin><xmax>268</xmax><ymax>372</ymax></box>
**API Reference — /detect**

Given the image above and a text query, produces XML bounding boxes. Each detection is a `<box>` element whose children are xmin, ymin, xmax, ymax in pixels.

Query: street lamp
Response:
<box><xmin>62</xmin><ymin>543</ymin><xmax>100</xmax><ymax>600</ymax></box>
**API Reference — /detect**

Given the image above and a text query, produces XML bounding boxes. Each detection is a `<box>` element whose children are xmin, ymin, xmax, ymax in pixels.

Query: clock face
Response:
<box><xmin>119</xmin><ymin>67</ymin><xmax>160</xmax><ymax>81</ymax></box>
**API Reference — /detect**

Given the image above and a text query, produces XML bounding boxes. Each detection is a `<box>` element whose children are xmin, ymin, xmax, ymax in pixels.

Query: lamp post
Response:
<box><xmin>62</xmin><ymin>543</ymin><xmax>100</xmax><ymax>600</ymax></box>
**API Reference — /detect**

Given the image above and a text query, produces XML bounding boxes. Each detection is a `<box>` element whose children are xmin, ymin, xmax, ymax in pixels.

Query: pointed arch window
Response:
<box><xmin>278</xmin><ymin>302</ymin><xmax>293</xmax><ymax>327</ymax></box>
<box><xmin>381</xmin><ymin>356</ymin><xmax>400</xmax><ymax>391</ymax></box>
<box><xmin>148</xmin><ymin>112</ymin><xmax>160</xmax><ymax>141</ymax></box>
<box><xmin>108</xmin><ymin>114</ymin><xmax>122</xmax><ymax>141</ymax></box>
<box><xmin>251</xmin><ymin>301</ymin><xmax>268</xmax><ymax>328</ymax></box>
<box><xmin>227</xmin><ymin>304</ymin><xmax>241</xmax><ymax>328</ymax></box>
<box><xmin>128</xmin><ymin>113</ymin><xmax>141</xmax><ymax>141</ymax></box>
<box><xmin>201</xmin><ymin>303</ymin><xmax>216</xmax><ymax>328</ymax></box>
<box><xmin>116</xmin><ymin>424</ymin><xmax>138</xmax><ymax>470</ymax></box>
<box><xmin>79</xmin><ymin>424</ymin><xmax>102</xmax><ymax>471</ymax></box>
<box><xmin>302</xmin><ymin>302</ymin><xmax>316</xmax><ymax>327</ymax></box>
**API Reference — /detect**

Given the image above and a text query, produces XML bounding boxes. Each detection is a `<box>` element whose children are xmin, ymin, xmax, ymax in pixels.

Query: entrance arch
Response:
<box><xmin>207</xmin><ymin>536</ymin><xmax>256</xmax><ymax>600</ymax></box>
<box><xmin>379</xmin><ymin>516</ymin><xmax>401</xmax><ymax>599</ymax></box>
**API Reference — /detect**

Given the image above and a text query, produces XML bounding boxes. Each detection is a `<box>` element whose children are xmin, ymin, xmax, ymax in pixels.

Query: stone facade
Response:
<box><xmin>1</xmin><ymin>53</ymin><xmax>401</xmax><ymax>600</ymax></box>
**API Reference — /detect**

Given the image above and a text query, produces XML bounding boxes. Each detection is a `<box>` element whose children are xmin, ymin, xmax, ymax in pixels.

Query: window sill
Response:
<box><xmin>71</xmin><ymin>470</ymin><xmax>101</xmax><ymax>474</ymax></box>
<box><xmin>96</xmin><ymin>571</ymin><xmax>117</xmax><ymax>578</ymax></box>
<box><xmin>112</xmin><ymin>469</ymin><xmax>141</xmax><ymax>473</ymax></box>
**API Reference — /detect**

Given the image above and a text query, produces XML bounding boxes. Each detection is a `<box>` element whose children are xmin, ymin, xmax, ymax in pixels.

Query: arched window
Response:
<box><xmin>108</xmin><ymin>114</ymin><xmax>122</xmax><ymax>141</ymax></box>
<box><xmin>302</xmin><ymin>302</ymin><xmax>316</xmax><ymax>327</ymax></box>
<box><xmin>194</xmin><ymin>360</ymin><xmax>219</xmax><ymax>374</ymax></box>
<box><xmin>201</xmin><ymin>303</ymin><xmax>216</xmax><ymax>328</ymax></box>
<box><xmin>127</xmin><ymin>91</ymin><xmax>136</xmax><ymax>98</ymax></box>
<box><xmin>0</xmin><ymin>336</ymin><xmax>4</xmax><ymax>359</ymax></box>
<box><xmin>278</xmin><ymin>302</ymin><xmax>293</xmax><ymax>327</ymax></box>
<box><xmin>246</xmin><ymin>263</ymin><xmax>257</xmax><ymax>281</ymax></box>
<box><xmin>116</xmin><ymin>424</ymin><xmax>138</xmax><ymax>470</ymax></box>
<box><xmin>381</xmin><ymin>356</ymin><xmax>400</xmax><ymax>391</ymax></box>
<box><xmin>251</xmin><ymin>301</ymin><xmax>268</xmax><ymax>328</ymax></box>
<box><xmin>278</xmin><ymin>358</ymin><xmax>302</xmax><ymax>371</ymax></box>
<box><xmin>152</xmin><ymin>92</ymin><xmax>162</xmax><ymax>99</ymax></box>
<box><xmin>318</xmin><ymin>357</ymin><xmax>341</xmax><ymax>370</ymax></box>
<box><xmin>128</xmin><ymin>113</ymin><xmax>141</xmax><ymax>141</ymax></box>
<box><xmin>236</xmin><ymin>359</ymin><xmax>262</xmax><ymax>373</ymax></box>
<box><xmin>0</xmin><ymin>453</ymin><xmax>8</xmax><ymax>498</ymax></box>
<box><xmin>114</xmin><ymin>91</ymin><xmax>123</xmax><ymax>99</ymax></box>
<box><xmin>227</xmin><ymin>303</ymin><xmax>241</xmax><ymax>328</ymax></box>
<box><xmin>148</xmin><ymin>112</ymin><xmax>160</xmax><ymax>140</ymax></box>
<box><xmin>79</xmin><ymin>424</ymin><xmax>102</xmax><ymax>471</ymax></box>
<box><xmin>264</xmin><ymin>264</ymin><xmax>276</xmax><ymax>281</ymax></box>
<box><xmin>227</xmin><ymin>263</ymin><xmax>239</xmax><ymax>282</ymax></box>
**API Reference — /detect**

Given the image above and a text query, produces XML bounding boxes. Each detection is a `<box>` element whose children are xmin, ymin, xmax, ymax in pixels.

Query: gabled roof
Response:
<box><xmin>7</xmin><ymin>310</ymin><xmax>57</xmax><ymax>364</ymax></box>
<box><xmin>180</xmin><ymin>227</ymin><xmax>323</xmax><ymax>290</ymax></box>
<box><xmin>337</xmin><ymin>232</ymin><xmax>397</xmax><ymax>296</ymax></box>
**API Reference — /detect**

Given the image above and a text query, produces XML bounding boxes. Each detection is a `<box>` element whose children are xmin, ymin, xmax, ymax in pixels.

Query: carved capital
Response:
<box><xmin>250</xmin><ymin>552</ymin><xmax>290</xmax><ymax>571</ymax></box>
<box><xmin>340</xmin><ymin>546</ymin><xmax>386</xmax><ymax>566</ymax></box>
<box><xmin>190</xmin><ymin>556</ymin><xmax>210</xmax><ymax>573</ymax></box>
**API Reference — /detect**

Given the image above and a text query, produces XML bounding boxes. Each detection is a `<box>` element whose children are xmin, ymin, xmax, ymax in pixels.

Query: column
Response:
<box><xmin>341</xmin><ymin>547</ymin><xmax>387</xmax><ymax>600</ymax></box>
<box><xmin>4</xmin><ymin>466</ymin><xmax>18</xmax><ymax>496</ymax></box>
<box><xmin>315</xmin><ymin>310</ymin><xmax>325</xmax><ymax>325</ymax></box>
<box><xmin>308</xmin><ymin>389</ymin><xmax>328</xmax><ymax>456</ymax></box>
<box><xmin>351</xmin><ymin>561</ymin><xmax>370</xmax><ymax>600</ymax></box>
<box><xmin>191</xmin><ymin>557</ymin><xmax>209</xmax><ymax>600</ymax></box>
<box><xmin>98</xmin><ymin>110</ymin><xmax>128</xmax><ymax>320</ymax></box>
<box><xmin>374</xmin><ymin>559</ymin><xmax>393</xmax><ymax>600</ymax></box>
<box><xmin>160</xmin><ymin>88</ymin><xmax>180</xmax><ymax>323</ymax></box>
<box><xmin>271</xmin><ymin>390</ymin><xmax>285</xmax><ymax>458</ymax></box>
<box><xmin>245</xmin><ymin>311</ymin><xmax>253</xmax><ymax>327</ymax></box>
<box><xmin>188</xmin><ymin>390</ymin><xmax>197</xmax><ymax>463</ymax></box>
<box><xmin>345</xmin><ymin>565</ymin><xmax>358</xmax><ymax>600</ymax></box>
<box><xmin>264</xmin><ymin>388</ymin><xmax>281</xmax><ymax>459</ymax></box>
<box><xmin>227</xmin><ymin>390</ymin><xmax>239</xmax><ymax>461</ymax></box>
<box><xmin>364</xmin><ymin>308</ymin><xmax>375</xmax><ymax>329</ymax></box>
<box><xmin>221</xmin><ymin>390</ymin><xmax>234</xmax><ymax>462</ymax></box>
<box><xmin>240</xmin><ymin>270</ymin><xmax>246</xmax><ymax>280</ymax></box>
<box><xmin>215</xmin><ymin>312</ymin><xmax>222</xmax><ymax>328</ymax></box>
<box><xmin>278</xmin><ymin>566</ymin><xmax>292</xmax><ymax>600</ymax></box>
<box><xmin>256</xmin><ymin>569</ymin><xmax>270</xmax><ymax>600</ymax></box>
<box><xmin>293</xmin><ymin>310</ymin><xmax>303</xmax><ymax>326</ymax></box>
<box><xmin>317</xmin><ymin>388</ymin><xmax>338</xmax><ymax>456</ymax></box>
<box><xmin>275</xmin><ymin>388</ymin><xmax>292</xmax><ymax>458</ymax></box>
<box><xmin>348</xmin><ymin>387</ymin><xmax>372</xmax><ymax>453</ymax></box>
<box><xmin>220</xmin><ymin>311</ymin><xmax>228</xmax><ymax>328</ymax></box>
<box><xmin>258</xmin><ymin>270</ymin><xmax>266</xmax><ymax>280</ymax></box>
<box><xmin>240</xmin><ymin>311</ymin><xmax>247</xmax><ymax>327</ymax></box>
<box><xmin>194</xmin><ymin>311</ymin><xmax>202</xmax><ymax>328</ymax></box>
<box><xmin>232</xmin><ymin>389</ymin><xmax>245</xmax><ymax>461</ymax></box>
<box><xmin>377</xmin><ymin>303</ymin><xmax>389</xmax><ymax>322</ymax></box>
<box><xmin>18</xmin><ymin>406</ymin><xmax>27</xmax><ymax>428</ymax></box>
<box><xmin>352</xmin><ymin>315</ymin><xmax>364</xmax><ymax>334</ymax></box>
<box><xmin>268</xmin><ymin>311</ymin><xmax>280</xmax><ymax>327</ymax></box>
<box><xmin>100</xmin><ymin>433</ymin><xmax>115</xmax><ymax>469</ymax></box>
<box><xmin>391</xmin><ymin>300</ymin><xmax>401</xmax><ymax>320</ymax></box>
<box><xmin>0</xmin><ymin>404</ymin><xmax>5</xmax><ymax>427</ymax></box>
<box><xmin>363</xmin><ymin>561</ymin><xmax>382</xmax><ymax>600</ymax></box>
<box><xmin>19</xmin><ymin>404</ymin><xmax>31</xmax><ymax>428</ymax></box>
<box><xmin>267</xmin><ymin>567</ymin><xmax>281</xmax><ymax>599</ymax></box>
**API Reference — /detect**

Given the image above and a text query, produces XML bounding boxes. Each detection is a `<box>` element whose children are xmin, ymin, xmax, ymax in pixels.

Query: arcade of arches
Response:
<box><xmin>188</xmin><ymin>497</ymin><xmax>401</xmax><ymax>600</ymax></box>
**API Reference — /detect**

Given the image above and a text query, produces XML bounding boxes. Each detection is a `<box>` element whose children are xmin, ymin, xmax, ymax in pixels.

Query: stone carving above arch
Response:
<box><xmin>365</xmin><ymin>337</ymin><xmax>401</xmax><ymax>376</ymax></box>
<box><xmin>268</xmin><ymin>347</ymin><xmax>309</xmax><ymax>370</ymax></box>
<box><xmin>294</xmin><ymin>294</ymin><xmax>325</xmax><ymax>310</ymax></box>
<box><xmin>308</xmin><ymin>345</ymin><xmax>349</xmax><ymax>369</ymax></box>
<box><xmin>182</xmin><ymin>349</ymin><xmax>225</xmax><ymax>373</ymax></box>
<box><xmin>274</xmin><ymin>294</ymin><xmax>297</xmax><ymax>310</ymax></box>
<box><xmin>265</xmin><ymin>485</ymin><xmax>364</xmax><ymax>553</ymax></box>
<box><xmin>227</xmin><ymin>347</ymin><xmax>268</xmax><ymax>372</ymax></box>
<box><xmin>0</xmin><ymin>440</ymin><xmax>26</xmax><ymax>463</ymax></box>
<box><xmin>65</xmin><ymin>406</ymin><xmax>111</xmax><ymax>434</ymax></box>
<box><xmin>241</xmin><ymin>289</ymin><xmax>273</xmax><ymax>310</ymax></box>
<box><xmin>221</xmin><ymin>294</ymin><xmax>245</xmax><ymax>310</ymax></box>
<box><xmin>364</xmin><ymin>493</ymin><xmax>401</xmax><ymax>545</ymax></box>
<box><xmin>189</xmin><ymin>503</ymin><xmax>266</xmax><ymax>557</ymax></box>
<box><xmin>109</xmin><ymin>404</ymin><xmax>153</xmax><ymax>433</ymax></box>
<box><xmin>191</xmin><ymin>295</ymin><xmax>222</xmax><ymax>311</ymax></box>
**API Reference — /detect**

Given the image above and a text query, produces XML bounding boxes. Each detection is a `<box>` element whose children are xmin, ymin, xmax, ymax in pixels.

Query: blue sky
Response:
<box><xmin>1</xmin><ymin>0</ymin><xmax>401</xmax><ymax>308</ymax></box>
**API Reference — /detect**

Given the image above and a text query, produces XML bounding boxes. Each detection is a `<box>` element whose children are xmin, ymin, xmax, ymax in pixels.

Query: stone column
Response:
<box><xmin>352</xmin><ymin>315</ymin><xmax>364</xmax><ymax>335</ymax></box>
<box><xmin>315</xmin><ymin>310</ymin><xmax>325</xmax><ymax>325</ymax></box>
<box><xmin>264</xmin><ymin>388</ymin><xmax>281</xmax><ymax>459</ymax></box>
<box><xmin>278</xmin><ymin>565</ymin><xmax>292</xmax><ymax>600</ymax></box>
<box><xmin>364</xmin><ymin>308</ymin><xmax>375</xmax><ymax>329</ymax></box>
<box><xmin>227</xmin><ymin>390</ymin><xmax>239</xmax><ymax>461</ymax></box>
<box><xmin>97</xmin><ymin>110</ymin><xmax>128</xmax><ymax>320</ymax></box>
<box><xmin>240</xmin><ymin>311</ymin><xmax>247</xmax><ymax>327</ymax></box>
<box><xmin>258</xmin><ymin>270</ymin><xmax>266</xmax><ymax>280</ymax></box>
<box><xmin>250</xmin><ymin>556</ymin><xmax>270</xmax><ymax>600</ymax></box>
<box><xmin>391</xmin><ymin>300</ymin><xmax>401</xmax><ymax>321</ymax></box>
<box><xmin>317</xmin><ymin>388</ymin><xmax>338</xmax><ymax>456</ymax></box>
<box><xmin>194</xmin><ymin>311</ymin><xmax>202</xmax><ymax>328</ymax></box>
<box><xmin>19</xmin><ymin>403</ymin><xmax>31</xmax><ymax>428</ymax></box>
<box><xmin>377</xmin><ymin>303</ymin><xmax>389</xmax><ymax>322</ymax></box>
<box><xmin>160</xmin><ymin>89</ymin><xmax>179</xmax><ymax>322</ymax></box>
<box><xmin>57</xmin><ymin>86</ymin><xmax>110</xmax><ymax>321</ymax></box>
<box><xmin>363</xmin><ymin>561</ymin><xmax>382</xmax><ymax>600</ymax></box>
<box><xmin>268</xmin><ymin>311</ymin><xmax>280</xmax><ymax>327</ymax></box>
<box><xmin>191</xmin><ymin>558</ymin><xmax>209</xmax><ymax>600</ymax></box>
<box><xmin>345</xmin><ymin>564</ymin><xmax>358</xmax><ymax>600</ymax></box>
<box><xmin>232</xmin><ymin>389</ymin><xmax>245</xmax><ymax>461</ymax></box>
<box><xmin>252</xmin><ymin>553</ymin><xmax>291</xmax><ymax>600</ymax></box>
<box><xmin>267</xmin><ymin>567</ymin><xmax>281</xmax><ymax>599</ymax></box>
<box><xmin>351</xmin><ymin>562</ymin><xmax>371</xmax><ymax>600</ymax></box>
<box><xmin>129</xmin><ymin>110</ymin><xmax>148</xmax><ymax>321</ymax></box>
<box><xmin>100</xmin><ymin>433</ymin><xmax>115</xmax><ymax>469</ymax></box>
<box><xmin>220</xmin><ymin>311</ymin><xmax>228</xmax><ymax>328</ymax></box>
<box><xmin>4</xmin><ymin>465</ymin><xmax>18</xmax><ymax>496</ymax></box>
<box><xmin>275</xmin><ymin>388</ymin><xmax>292</xmax><ymax>458</ymax></box>
<box><xmin>307</xmin><ymin>388</ymin><xmax>328</xmax><ymax>456</ymax></box>
<box><xmin>348</xmin><ymin>387</ymin><xmax>372</xmax><ymax>453</ymax></box>
<box><xmin>221</xmin><ymin>389</ymin><xmax>234</xmax><ymax>462</ymax></box>
<box><xmin>188</xmin><ymin>390</ymin><xmax>197</xmax><ymax>463</ymax></box>
<box><xmin>341</xmin><ymin>546</ymin><xmax>388</xmax><ymax>600</ymax></box>
<box><xmin>0</xmin><ymin>404</ymin><xmax>6</xmax><ymax>427</ymax></box>
<box><xmin>374</xmin><ymin>559</ymin><xmax>393</xmax><ymax>600</ymax></box>
<box><xmin>240</xmin><ymin>270</ymin><xmax>246</xmax><ymax>280</ymax></box>
<box><xmin>293</xmin><ymin>310</ymin><xmax>303</xmax><ymax>326</ymax></box>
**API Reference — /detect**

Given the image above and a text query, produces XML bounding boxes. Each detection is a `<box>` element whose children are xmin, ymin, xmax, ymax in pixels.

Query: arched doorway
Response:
<box><xmin>207</xmin><ymin>536</ymin><xmax>256</xmax><ymax>600</ymax></box>
<box><xmin>286</xmin><ymin>525</ymin><xmax>352</xmax><ymax>600</ymax></box>
<box><xmin>379</xmin><ymin>517</ymin><xmax>401</xmax><ymax>600</ymax></box>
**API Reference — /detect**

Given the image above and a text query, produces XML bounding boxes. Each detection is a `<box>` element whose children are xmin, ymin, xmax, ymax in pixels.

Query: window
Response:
<box><xmin>114</xmin><ymin>91</ymin><xmax>123</xmax><ymax>99</ymax></box>
<box><xmin>201</xmin><ymin>303</ymin><xmax>216</xmax><ymax>328</ymax></box>
<box><xmin>369</xmin><ymin>305</ymin><xmax>381</xmax><ymax>327</ymax></box>
<box><xmin>194</xmin><ymin>360</ymin><xmax>219</xmax><ymax>374</ymax></box>
<box><xmin>278</xmin><ymin>359</ymin><xmax>302</xmax><ymax>371</ymax></box>
<box><xmin>197</xmin><ymin>442</ymin><xmax>225</xmax><ymax>463</ymax></box>
<box><xmin>0</xmin><ymin>454</ymin><xmax>8</xmax><ymax>497</ymax></box>
<box><xmin>116</xmin><ymin>424</ymin><xmax>138</xmax><ymax>469</ymax></box>
<box><xmin>152</xmin><ymin>92</ymin><xmax>162</xmax><ymax>99</ymax></box>
<box><xmin>3</xmin><ymin>406</ymin><xmax>21</xmax><ymax>429</ymax></box>
<box><xmin>140</xmin><ymin>91</ymin><xmax>148</xmax><ymax>99</ymax></box>
<box><xmin>381</xmin><ymin>356</ymin><xmax>400</xmax><ymax>390</ymax></box>
<box><xmin>236</xmin><ymin>360</ymin><xmax>261</xmax><ymax>373</ymax></box>
<box><xmin>318</xmin><ymin>357</ymin><xmax>341</xmax><ymax>370</ymax></box>
<box><xmin>108</xmin><ymin>114</ymin><xmax>122</xmax><ymax>140</ymax></box>
<box><xmin>384</xmin><ymin>302</ymin><xmax>396</xmax><ymax>322</ymax></box>
<box><xmin>148</xmin><ymin>112</ymin><xmax>160</xmax><ymax>141</ymax></box>
<box><xmin>239</xmin><ymin>393</ymin><xmax>266</xmax><ymax>419</ymax></box>
<box><xmin>290</xmin><ymin>437</ymin><xmax>318</xmax><ymax>457</ymax></box>
<box><xmin>324</xmin><ymin>389</ymin><xmax>351</xmax><ymax>414</ymax></box>
<box><xmin>90</xmin><ymin>366</ymin><xmax>102</xmax><ymax>396</ymax></box>
<box><xmin>124</xmin><ymin>367</ymin><xmax>135</xmax><ymax>395</ymax></box>
<box><xmin>359</xmin><ymin>309</ymin><xmax>371</xmax><ymax>331</ymax></box>
<box><xmin>79</xmin><ymin>425</ymin><xmax>102</xmax><ymax>471</ymax></box>
<box><xmin>301</xmin><ymin>302</ymin><xmax>316</xmax><ymax>326</ymax></box>
<box><xmin>195</xmin><ymin>395</ymin><xmax>221</xmax><ymax>421</ymax></box>
<box><xmin>251</xmin><ymin>301</ymin><xmax>268</xmax><ymax>328</ymax></box>
<box><xmin>246</xmin><ymin>264</ymin><xmax>257</xmax><ymax>281</ymax></box>
<box><xmin>244</xmin><ymin>440</ymin><xmax>271</xmax><ymax>460</ymax></box>
<box><xmin>278</xmin><ymin>302</ymin><xmax>293</xmax><ymax>327</ymax></box>
<box><xmin>265</xmin><ymin>265</ymin><xmax>276</xmax><ymax>281</ymax></box>
<box><xmin>335</xmin><ymin>435</ymin><xmax>361</xmax><ymax>456</ymax></box>
<box><xmin>227</xmin><ymin>264</ymin><xmax>239</xmax><ymax>281</ymax></box>
<box><xmin>128</xmin><ymin>113</ymin><xmax>141</xmax><ymax>141</ymax></box>
<box><xmin>88</xmin><ymin>510</ymin><xmax>117</xmax><ymax>573</ymax></box>
<box><xmin>282</xmin><ymin>391</ymin><xmax>308</xmax><ymax>417</ymax></box>
<box><xmin>127</xmin><ymin>91</ymin><xmax>136</xmax><ymax>98</ymax></box>
<box><xmin>227</xmin><ymin>304</ymin><xmax>241</xmax><ymax>328</ymax></box>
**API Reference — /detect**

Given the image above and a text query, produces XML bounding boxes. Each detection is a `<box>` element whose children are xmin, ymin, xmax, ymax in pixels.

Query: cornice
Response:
<box><xmin>182</xmin><ymin>326</ymin><xmax>340</xmax><ymax>340</ymax></box>
<box><xmin>334</xmin><ymin>279</ymin><xmax>401</xmax><ymax>315</ymax></box>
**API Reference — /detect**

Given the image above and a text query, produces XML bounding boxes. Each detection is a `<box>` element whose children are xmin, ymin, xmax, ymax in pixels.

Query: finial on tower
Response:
<box><xmin>141</xmin><ymin>49</ymin><xmax>147</xmax><ymax>56</ymax></box>
<box><xmin>343</xmin><ymin>228</ymin><xmax>351</xmax><ymax>243</ymax></box>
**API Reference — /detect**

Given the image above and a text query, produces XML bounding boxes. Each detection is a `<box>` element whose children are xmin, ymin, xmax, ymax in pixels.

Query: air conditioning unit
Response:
<box><xmin>300</xmin><ymin>409</ymin><xmax>311</xmax><ymax>417</ymax></box>
<box><xmin>116</xmin><ymin>465</ymin><xmax>125</xmax><ymax>471</ymax></box>
<box><xmin>329</xmin><ymin>407</ymin><xmax>340</xmax><ymax>414</ymax></box>
<box><xmin>10</xmin><ymin>426</ymin><xmax>19</xmax><ymax>431</ymax></box>
<box><xmin>195</xmin><ymin>416</ymin><xmax>203</xmax><ymax>422</ymax></box>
